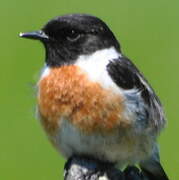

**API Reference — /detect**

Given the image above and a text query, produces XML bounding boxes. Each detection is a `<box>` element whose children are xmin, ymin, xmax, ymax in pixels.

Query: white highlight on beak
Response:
<box><xmin>19</xmin><ymin>32</ymin><xmax>24</xmax><ymax>37</ymax></box>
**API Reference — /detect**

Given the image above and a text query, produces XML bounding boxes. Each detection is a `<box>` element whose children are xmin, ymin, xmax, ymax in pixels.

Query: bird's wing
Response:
<box><xmin>107</xmin><ymin>56</ymin><xmax>168</xmax><ymax>179</ymax></box>
<box><xmin>106</xmin><ymin>56</ymin><xmax>166</xmax><ymax>132</ymax></box>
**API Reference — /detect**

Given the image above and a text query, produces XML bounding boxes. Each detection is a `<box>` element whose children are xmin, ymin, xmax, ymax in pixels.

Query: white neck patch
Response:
<box><xmin>75</xmin><ymin>47</ymin><xmax>122</xmax><ymax>93</ymax></box>
<box><xmin>40</xmin><ymin>65</ymin><xmax>50</xmax><ymax>79</ymax></box>
<box><xmin>40</xmin><ymin>47</ymin><xmax>123</xmax><ymax>94</ymax></box>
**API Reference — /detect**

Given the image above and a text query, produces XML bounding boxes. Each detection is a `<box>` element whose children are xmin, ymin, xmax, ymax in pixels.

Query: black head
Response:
<box><xmin>20</xmin><ymin>14</ymin><xmax>120</xmax><ymax>67</ymax></box>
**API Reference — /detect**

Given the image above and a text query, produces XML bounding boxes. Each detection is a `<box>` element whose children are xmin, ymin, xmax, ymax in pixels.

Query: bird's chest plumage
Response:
<box><xmin>38</xmin><ymin>65</ymin><xmax>130</xmax><ymax>135</ymax></box>
<box><xmin>37</xmin><ymin>65</ymin><xmax>153</xmax><ymax>164</ymax></box>
<box><xmin>38</xmin><ymin>65</ymin><xmax>154</xmax><ymax>164</ymax></box>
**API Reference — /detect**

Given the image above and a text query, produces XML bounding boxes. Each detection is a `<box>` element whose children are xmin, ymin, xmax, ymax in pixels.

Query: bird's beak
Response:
<box><xmin>19</xmin><ymin>30</ymin><xmax>49</xmax><ymax>41</ymax></box>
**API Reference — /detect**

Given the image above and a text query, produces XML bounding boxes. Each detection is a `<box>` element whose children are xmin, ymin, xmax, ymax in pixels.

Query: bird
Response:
<box><xmin>20</xmin><ymin>14</ymin><xmax>168</xmax><ymax>179</ymax></box>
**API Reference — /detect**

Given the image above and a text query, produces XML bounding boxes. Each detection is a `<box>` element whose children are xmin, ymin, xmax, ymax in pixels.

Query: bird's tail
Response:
<box><xmin>139</xmin><ymin>144</ymin><xmax>169</xmax><ymax>180</ymax></box>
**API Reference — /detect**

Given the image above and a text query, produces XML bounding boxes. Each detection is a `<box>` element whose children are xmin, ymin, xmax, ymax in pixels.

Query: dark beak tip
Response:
<box><xmin>19</xmin><ymin>30</ymin><xmax>49</xmax><ymax>40</ymax></box>
<box><xmin>19</xmin><ymin>31</ymin><xmax>39</xmax><ymax>39</ymax></box>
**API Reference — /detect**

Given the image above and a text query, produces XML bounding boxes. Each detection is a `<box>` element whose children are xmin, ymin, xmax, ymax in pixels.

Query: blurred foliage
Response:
<box><xmin>0</xmin><ymin>0</ymin><xmax>178</xmax><ymax>179</ymax></box>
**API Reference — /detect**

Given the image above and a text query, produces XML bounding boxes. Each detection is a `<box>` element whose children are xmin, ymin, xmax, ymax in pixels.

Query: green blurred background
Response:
<box><xmin>0</xmin><ymin>0</ymin><xmax>178</xmax><ymax>179</ymax></box>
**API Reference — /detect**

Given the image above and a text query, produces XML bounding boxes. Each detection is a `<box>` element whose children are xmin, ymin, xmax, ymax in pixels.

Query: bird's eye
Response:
<box><xmin>66</xmin><ymin>29</ymin><xmax>81</xmax><ymax>42</ymax></box>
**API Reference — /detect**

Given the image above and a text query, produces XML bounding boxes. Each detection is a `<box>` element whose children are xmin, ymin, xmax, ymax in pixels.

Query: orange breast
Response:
<box><xmin>38</xmin><ymin>65</ymin><xmax>130</xmax><ymax>135</ymax></box>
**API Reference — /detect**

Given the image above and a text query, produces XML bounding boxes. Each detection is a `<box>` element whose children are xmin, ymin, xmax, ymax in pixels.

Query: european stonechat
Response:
<box><xmin>20</xmin><ymin>14</ymin><xmax>168</xmax><ymax>179</ymax></box>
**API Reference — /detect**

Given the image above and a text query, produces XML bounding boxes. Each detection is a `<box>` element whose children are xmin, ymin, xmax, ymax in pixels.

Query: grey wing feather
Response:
<box><xmin>107</xmin><ymin>56</ymin><xmax>166</xmax><ymax>132</ymax></box>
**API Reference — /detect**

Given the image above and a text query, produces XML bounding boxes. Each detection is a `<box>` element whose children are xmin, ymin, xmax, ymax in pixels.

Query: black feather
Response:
<box><xmin>107</xmin><ymin>56</ymin><xmax>151</xmax><ymax>104</ymax></box>
<box><xmin>107</xmin><ymin>56</ymin><xmax>165</xmax><ymax>130</ymax></box>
